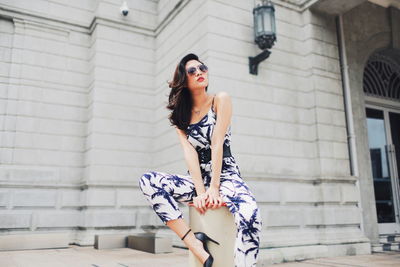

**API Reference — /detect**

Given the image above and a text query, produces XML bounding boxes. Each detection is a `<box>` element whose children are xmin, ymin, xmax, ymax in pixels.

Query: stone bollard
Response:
<box><xmin>188</xmin><ymin>202</ymin><xmax>236</xmax><ymax>267</ymax></box>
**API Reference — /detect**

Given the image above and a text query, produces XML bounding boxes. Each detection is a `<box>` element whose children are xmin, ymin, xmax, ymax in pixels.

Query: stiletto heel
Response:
<box><xmin>205</xmin><ymin>235</ymin><xmax>220</xmax><ymax>245</ymax></box>
<box><xmin>193</xmin><ymin>232</ymin><xmax>220</xmax><ymax>267</ymax></box>
<box><xmin>203</xmin><ymin>254</ymin><xmax>213</xmax><ymax>267</ymax></box>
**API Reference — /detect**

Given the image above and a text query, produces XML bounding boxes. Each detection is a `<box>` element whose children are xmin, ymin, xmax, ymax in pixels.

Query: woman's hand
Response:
<box><xmin>192</xmin><ymin>192</ymin><xmax>208</xmax><ymax>214</ymax></box>
<box><xmin>205</xmin><ymin>186</ymin><xmax>224</xmax><ymax>209</ymax></box>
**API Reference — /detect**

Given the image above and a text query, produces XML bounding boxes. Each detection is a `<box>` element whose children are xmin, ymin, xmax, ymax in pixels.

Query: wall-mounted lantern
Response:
<box><xmin>249</xmin><ymin>0</ymin><xmax>277</xmax><ymax>75</ymax></box>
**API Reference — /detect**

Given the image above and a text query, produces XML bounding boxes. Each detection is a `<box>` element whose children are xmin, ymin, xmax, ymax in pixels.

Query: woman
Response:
<box><xmin>139</xmin><ymin>53</ymin><xmax>262</xmax><ymax>267</ymax></box>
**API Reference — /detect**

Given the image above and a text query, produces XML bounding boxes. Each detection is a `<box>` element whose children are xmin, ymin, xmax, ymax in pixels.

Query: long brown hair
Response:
<box><xmin>166</xmin><ymin>53</ymin><xmax>208</xmax><ymax>131</ymax></box>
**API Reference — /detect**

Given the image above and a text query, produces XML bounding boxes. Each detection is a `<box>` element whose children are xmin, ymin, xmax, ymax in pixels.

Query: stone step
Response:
<box><xmin>0</xmin><ymin>232</ymin><xmax>69</xmax><ymax>251</ymax></box>
<box><xmin>379</xmin><ymin>234</ymin><xmax>400</xmax><ymax>243</ymax></box>
<box><xmin>372</xmin><ymin>244</ymin><xmax>383</xmax><ymax>253</ymax></box>
<box><xmin>382</xmin><ymin>243</ymin><xmax>400</xmax><ymax>251</ymax></box>
<box><xmin>94</xmin><ymin>234</ymin><xmax>127</xmax><ymax>250</ymax></box>
<box><xmin>93</xmin><ymin>233</ymin><xmax>173</xmax><ymax>253</ymax></box>
<box><xmin>127</xmin><ymin>233</ymin><xmax>173</xmax><ymax>254</ymax></box>
<box><xmin>372</xmin><ymin>243</ymin><xmax>400</xmax><ymax>252</ymax></box>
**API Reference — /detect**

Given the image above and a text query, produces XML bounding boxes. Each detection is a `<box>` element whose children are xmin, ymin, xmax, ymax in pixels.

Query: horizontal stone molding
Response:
<box><xmin>0</xmin><ymin>174</ymin><xmax>359</xmax><ymax>190</ymax></box>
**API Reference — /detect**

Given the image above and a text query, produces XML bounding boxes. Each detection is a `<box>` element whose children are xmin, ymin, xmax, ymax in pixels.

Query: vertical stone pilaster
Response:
<box><xmin>303</xmin><ymin>10</ymin><xmax>351</xmax><ymax>178</ymax></box>
<box><xmin>0</xmin><ymin>18</ymin><xmax>17</xmax><ymax>166</ymax></box>
<box><xmin>389</xmin><ymin>6</ymin><xmax>400</xmax><ymax>49</ymax></box>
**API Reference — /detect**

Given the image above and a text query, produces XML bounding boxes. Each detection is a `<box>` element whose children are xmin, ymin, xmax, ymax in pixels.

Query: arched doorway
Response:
<box><xmin>364</xmin><ymin>49</ymin><xmax>400</xmax><ymax>234</ymax></box>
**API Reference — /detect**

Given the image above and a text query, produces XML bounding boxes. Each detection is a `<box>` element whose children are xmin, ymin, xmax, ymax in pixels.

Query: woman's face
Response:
<box><xmin>185</xmin><ymin>59</ymin><xmax>209</xmax><ymax>91</ymax></box>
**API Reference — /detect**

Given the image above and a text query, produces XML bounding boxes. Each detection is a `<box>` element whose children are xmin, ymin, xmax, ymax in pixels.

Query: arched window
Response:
<box><xmin>363</xmin><ymin>53</ymin><xmax>400</xmax><ymax>101</ymax></box>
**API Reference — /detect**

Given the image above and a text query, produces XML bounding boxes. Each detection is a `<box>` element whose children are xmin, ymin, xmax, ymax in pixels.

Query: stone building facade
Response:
<box><xmin>1</xmin><ymin>0</ymin><xmax>400</xmax><ymax>264</ymax></box>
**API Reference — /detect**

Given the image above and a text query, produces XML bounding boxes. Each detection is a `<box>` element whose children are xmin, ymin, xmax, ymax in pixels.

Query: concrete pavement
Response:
<box><xmin>0</xmin><ymin>245</ymin><xmax>399</xmax><ymax>266</ymax></box>
<box><xmin>0</xmin><ymin>245</ymin><xmax>187</xmax><ymax>267</ymax></box>
<box><xmin>272</xmin><ymin>251</ymin><xmax>400</xmax><ymax>266</ymax></box>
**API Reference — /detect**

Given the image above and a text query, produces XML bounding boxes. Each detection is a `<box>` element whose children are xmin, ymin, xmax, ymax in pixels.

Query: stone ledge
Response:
<box><xmin>258</xmin><ymin>241</ymin><xmax>371</xmax><ymax>265</ymax></box>
<box><xmin>127</xmin><ymin>233</ymin><xmax>173</xmax><ymax>254</ymax></box>
<box><xmin>94</xmin><ymin>234</ymin><xmax>127</xmax><ymax>249</ymax></box>
<box><xmin>0</xmin><ymin>232</ymin><xmax>69</xmax><ymax>251</ymax></box>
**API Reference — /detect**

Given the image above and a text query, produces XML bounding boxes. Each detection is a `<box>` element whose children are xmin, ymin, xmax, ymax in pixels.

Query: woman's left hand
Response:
<box><xmin>205</xmin><ymin>186</ymin><xmax>224</xmax><ymax>209</ymax></box>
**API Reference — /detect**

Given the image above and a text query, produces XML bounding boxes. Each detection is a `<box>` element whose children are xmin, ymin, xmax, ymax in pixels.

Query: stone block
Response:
<box><xmin>316</xmin><ymin>91</ymin><xmax>344</xmax><ymax>110</ymax></box>
<box><xmin>248</xmin><ymin>181</ymin><xmax>281</xmax><ymax>203</ymax></box>
<box><xmin>127</xmin><ymin>233</ymin><xmax>172</xmax><ymax>254</ymax></box>
<box><xmin>93</xmin><ymin>86</ymin><xmax>150</xmax><ymax>108</ymax></box>
<box><xmin>135</xmin><ymin>208</ymin><xmax>169</xmax><ymax>229</ymax></box>
<box><xmin>117</xmin><ymin>188</ymin><xmax>149</xmax><ymax>207</ymax></box>
<box><xmin>90</xmin><ymin>131</ymin><xmax>151</xmax><ymax>151</ymax></box>
<box><xmin>320</xmin><ymin>158</ymin><xmax>350</xmax><ymax>176</ymax></box>
<box><xmin>188</xmin><ymin>205</ymin><xmax>236</xmax><ymax>267</ymax></box>
<box><xmin>259</xmin><ymin>244</ymin><xmax>328</xmax><ymax>265</ymax></box>
<box><xmin>156</xmin><ymin>3</ymin><xmax>204</xmax><ymax>52</ymax></box>
<box><xmin>0</xmin><ymin>190</ymin><xmax>10</xmax><ymax>207</ymax></box>
<box><xmin>325</xmin><ymin>242</ymin><xmax>371</xmax><ymax>256</ymax></box>
<box><xmin>36</xmin><ymin>211</ymin><xmax>80</xmax><ymax>228</ymax></box>
<box><xmin>233</xmin><ymin>116</ymin><xmax>274</xmax><ymax>137</ymax></box>
<box><xmin>320</xmin><ymin>184</ymin><xmax>341</xmax><ymax>203</ymax></box>
<box><xmin>94</xmin><ymin>234</ymin><xmax>127</xmax><ymax>249</ymax></box>
<box><xmin>82</xmin><ymin>188</ymin><xmax>115</xmax><ymax>207</ymax></box>
<box><xmin>68</xmin><ymin>31</ymin><xmax>90</xmax><ymax>46</ymax></box>
<box><xmin>13</xmin><ymin>190</ymin><xmax>57</xmax><ymax>207</ymax></box>
<box><xmin>303</xmin><ymin>23</ymin><xmax>337</xmax><ymax>44</ymax></box>
<box><xmin>82</xmin><ymin>210</ymin><xmax>136</xmax><ymax>228</ymax></box>
<box><xmin>61</xmin><ymin>190</ymin><xmax>81</xmax><ymax>207</ymax></box>
<box><xmin>341</xmin><ymin>184</ymin><xmax>359</xmax><ymax>203</ymax></box>
<box><xmin>0</xmin><ymin>212</ymin><xmax>31</xmax><ymax>229</ymax></box>
<box><xmin>62</xmin><ymin>69</ymin><xmax>87</xmax><ymax>87</ymax></box>
<box><xmin>313</xmin><ymin>75</ymin><xmax>342</xmax><ymax>95</ymax></box>
<box><xmin>88</xmin><ymin>149</ymin><xmax>151</xmax><ymax>170</ymax></box>
<box><xmin>0</xmin><ymin>232</ymin><xmax>69</xmax><ymax>251</ymax></box>
<box><xmin>207</xmin><ymin>1</ymin><xmax>254</xmax><ymax>31</ymax></box>
<box><xmin>0</xmin><ymin>19</ymin><xmax>13</xmax><ymax>34</ymax></box>
<box><xmin>96</xmin><ymin>39</ymin><xmax>153</xmax><ymax>62</ymax></box>
<box><xmin>304</xmin><ymin>207</ymin><xmax>361</xmax><ymax>226</ymax></box>
<box><xmin>66</xmin><ymin>44</ymin><xmax>87</xmax><ymax>60</ymax></box>
<box><xmin>283</xmin><ymin>184</ymin><xmax>319</xmax><ymax>203</ymax></box>
<box><xmin>90</xmin><ymin>117</ymin><xmax>150</xmax><ymax>137</ymax></box>
<box><xmin>264</xmin><ymin>208</ymin><xmax>303</xmax><ymax>227</ymax></box>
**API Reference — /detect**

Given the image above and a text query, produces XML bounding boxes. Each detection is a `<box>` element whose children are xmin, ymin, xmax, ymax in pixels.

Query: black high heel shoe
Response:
<box><xmin>193</xmin><ymin>231</ymin><xmax>220</xmax><ymax>267</ymax></box>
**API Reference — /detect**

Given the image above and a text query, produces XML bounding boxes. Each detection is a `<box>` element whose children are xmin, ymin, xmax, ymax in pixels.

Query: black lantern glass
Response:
<box><xmin>254</xmin><ymin>1</ymin><xmax>276</xmax><ymax>49</ymax></box>
<box><xmin>249</xmin><ymin>0</ymin><xmax>277</xmax><ymax>75</ymax></box>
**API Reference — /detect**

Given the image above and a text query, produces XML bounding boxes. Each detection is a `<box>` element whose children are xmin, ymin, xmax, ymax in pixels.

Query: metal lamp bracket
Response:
<box><xmin>249</xmin><ymin>49</ymin><xmax>271</xmax><ymax>75</ymax></box>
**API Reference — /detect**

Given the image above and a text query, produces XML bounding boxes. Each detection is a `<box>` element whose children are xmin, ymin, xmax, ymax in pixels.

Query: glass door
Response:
<box><xmin>366</xmin><ymin>107</ymin><xmax>400</xmax><ymax>234</ymax></box>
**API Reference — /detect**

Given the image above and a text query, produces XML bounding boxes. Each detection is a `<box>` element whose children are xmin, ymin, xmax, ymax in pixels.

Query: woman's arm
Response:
<box><xmin>175</xmin><ymin>126</ymin><xmax>206</xmax><ymax>195</ymax></box>
<box><xmin>210</xmin><ymin>92</ymin><xmax>232</xmax><ymax>189</ymax></box>
<box><xmin>204</xmin><ymin>92</ymin><xmax>232</xmax><ymax>209</ymax></box>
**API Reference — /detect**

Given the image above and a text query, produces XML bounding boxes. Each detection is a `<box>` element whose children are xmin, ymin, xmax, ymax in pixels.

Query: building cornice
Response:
<box><xmin>0</xmin><ymin>5</ymin><xmax>155</xmax><ymax>37</ymax></box>
<box><xmin>0</xmin><ymin>5</ymin><xmax>89</xmax><ymax>33</ymax></box>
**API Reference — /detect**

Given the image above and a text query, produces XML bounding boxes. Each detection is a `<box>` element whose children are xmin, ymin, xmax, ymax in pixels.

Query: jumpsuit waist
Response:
<box><xmin>197</xmin><ymin>144</ymin><xmax>232</xmax><ymax>164</ymax></box>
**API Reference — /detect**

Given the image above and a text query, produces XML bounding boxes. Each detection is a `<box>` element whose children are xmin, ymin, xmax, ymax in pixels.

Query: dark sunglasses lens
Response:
<box><xmin>187</xmin><ymin>67</ymin><xmax>196</xmax><ymax>75</ymax></box>
<box><xmin>200</xmin><ymin>64</ymin><xmax>208</xmax><ymax>72</ymax></box>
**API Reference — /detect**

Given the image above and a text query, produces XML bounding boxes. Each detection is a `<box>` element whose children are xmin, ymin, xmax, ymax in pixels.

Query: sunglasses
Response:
<box><xmin>186</xmin><ymin>64</ymin><xmax>208</xmax><ymax>76</ymax></box>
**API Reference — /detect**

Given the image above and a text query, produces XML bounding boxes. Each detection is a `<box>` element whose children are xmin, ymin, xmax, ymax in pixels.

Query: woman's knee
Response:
<box><xmin>236</xmin><ymin>200</ymin><xmax>262</xmax><ymax>223</ymax></box>
<box><xmin>139</xmin><ymin>171</ymin><xmax>158</xmax><ymax>190</ymax></box>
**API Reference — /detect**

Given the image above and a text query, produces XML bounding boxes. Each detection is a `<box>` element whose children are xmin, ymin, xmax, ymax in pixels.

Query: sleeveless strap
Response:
<box><xmin>211</xmin><ymin>94</ymin><xmax>216</xmax><ymax>111</ymax></box>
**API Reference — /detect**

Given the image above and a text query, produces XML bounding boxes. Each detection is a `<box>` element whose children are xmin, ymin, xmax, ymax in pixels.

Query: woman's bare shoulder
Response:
<box><xmin>214</xmin><ymin>91</ymin><xmax>231</xmax><ymax>113</ymax></box>
<box><xmin>215</xmin><ymin>91</ymin><xmax>230</xmax><ymax>98</ymax></box>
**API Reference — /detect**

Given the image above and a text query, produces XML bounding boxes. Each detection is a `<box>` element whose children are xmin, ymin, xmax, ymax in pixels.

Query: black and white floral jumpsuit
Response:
<box><xmin>139</xmin><ymin>94</ymin><xmax>262</xmax><ymax>267</ymax></box>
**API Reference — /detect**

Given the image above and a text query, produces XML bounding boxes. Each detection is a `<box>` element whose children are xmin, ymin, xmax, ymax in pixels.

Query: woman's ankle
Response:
<box><xmin>190</xmin><ymin>242</ymin><xmax>209</xmax><ymax>264</ymax></box>
<box><xmin>185</xmin><ymin>236</ymin><xmax>203</xmax><ymax>250</ymax></box>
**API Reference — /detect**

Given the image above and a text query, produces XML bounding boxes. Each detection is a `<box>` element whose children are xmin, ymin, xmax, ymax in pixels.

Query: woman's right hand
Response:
<box><xmin>192</xmin><ymin>193</ymin><xmax>208</xmax><ymax>214</ymax></box>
